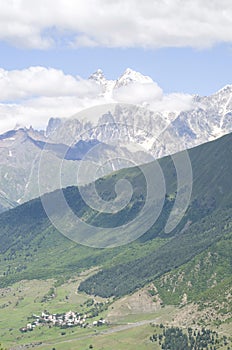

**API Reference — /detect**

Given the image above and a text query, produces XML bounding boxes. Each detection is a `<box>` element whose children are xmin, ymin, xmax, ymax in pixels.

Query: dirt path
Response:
<box><xmin>40</xmin><ymin>318</ymin><xmax>161</xmax><ymax>347</ymax></box>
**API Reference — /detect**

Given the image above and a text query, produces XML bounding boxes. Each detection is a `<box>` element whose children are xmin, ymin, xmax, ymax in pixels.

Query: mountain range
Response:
<box><xmin>48</xmin><ymin>68</ymin><xmax>232</xmax><ymax>159</ymax></box>
<box><xmin>0</xmin><ymin>131</ymin><xmax>231</xmax><ymax>348</ymax></box>
<box><xmin>0</xmin><ymin>132</ymin><xmax>231</xmax><ymax>287</ymax></box>
<box><xmin>0</xmin><ymin>68</ymin><xmax>231</xmax><ymax>213</ymax></box>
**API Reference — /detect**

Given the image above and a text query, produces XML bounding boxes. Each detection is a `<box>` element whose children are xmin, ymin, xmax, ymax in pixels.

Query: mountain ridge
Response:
<box><xmin>0</xmin><ymin>132</ymin><xmax>231</xmax><ymax>290</ymax></box>
<box><xmin>0</xmin><ymin>127</ymin><xmax>231</xmax><ymax>349</ymax></box>
<box><xmin>0</xmin><ymin>68</ymin><xmax>231</xmax><ymax>213</ymax></box>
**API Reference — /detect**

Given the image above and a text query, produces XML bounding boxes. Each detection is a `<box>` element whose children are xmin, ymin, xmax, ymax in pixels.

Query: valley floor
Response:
<box><xmin>0</xmin><ymin>275</ymin><xmax>231</xmax><ymax>350</ymax></box>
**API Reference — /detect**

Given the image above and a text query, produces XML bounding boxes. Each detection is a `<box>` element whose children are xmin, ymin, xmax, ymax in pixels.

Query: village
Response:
<box><xmin>20</xmin><ymin>310</ymin><xmax>106</xmax><ymax>333</ymax></box>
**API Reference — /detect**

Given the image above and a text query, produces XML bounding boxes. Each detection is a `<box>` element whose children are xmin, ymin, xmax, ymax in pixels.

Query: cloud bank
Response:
<box><xmin>0</xmin><ymin>67</ymin><xmax>100</xmax><ymax>101</ymax></box>
<box><xmin>0</xmin><ymin>66</ymin><xmax>194</xmax><ymax>133</ymax></box>
<box><xmin>113</xmin><ymin>82</ymin><xmax>163</xmax><ymax>104</ymax></box>
<box><xmin>0</xmin><ymin>0</ymin><xmax>231</xmax><ymax>49</ymax></box>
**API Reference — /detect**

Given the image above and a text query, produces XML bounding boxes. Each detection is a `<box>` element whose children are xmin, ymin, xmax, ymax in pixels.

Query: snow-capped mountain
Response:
<box><xmin>46</xmin><ymin>69</ymin><xmax>232</xmax><ymax>159</ymax></box>
<box><xmin>89</xmin><ymin>69</ymin><xmax>115</xmax><ymax>97</ymax></box>
<box><xmin>0</xmin><ymin>68</ymin><xmax>232</xmax><ymax>212</ymax></box>
<box><xmin>114</xmin><ymin>68</ymin><xmax>153</xmax><ymax>88</ymax></box>
<box><xmin>88</xmin><ymin>67</ymin><xmax>156</xmax><ymax>99</ymax></box>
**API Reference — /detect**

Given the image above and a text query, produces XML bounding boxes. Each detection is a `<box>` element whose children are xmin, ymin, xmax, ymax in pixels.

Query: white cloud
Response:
<box><xmin>0</xmin><ymin>67</ymin><xmax>100</xmax><ymax>101</ymax></box>
<box><xmin>0</xmin><ymin>66</ymin><xmax>194</xmax><ymax>134</ymax></box>
<box><xmin>113</xmin><ymin>82</ymin><xmax>163</xmax><ymax>104</ymax></box>
<box><xmin>150</xmin><ymin>93</ymin><xmax>194</xmax><ymax>113</ymax></box>
<box><xmin>0</xmin><ymin>95</ymin><xmax>105</xmax><ymax>133</ymax></box>
<box><xmin>0</xmin><ymin>66</ymin><xmax>103</xmax><ymax>133</ymax></box>
<box><xmin>0</xmin><ymin>0</ymin><xmax>232</xmax><ymax>49</ymax></box>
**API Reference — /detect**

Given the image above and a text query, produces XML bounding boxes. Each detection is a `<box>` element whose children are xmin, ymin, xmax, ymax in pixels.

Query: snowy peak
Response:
<box><xmin>115</xmin><ymin>68</ymin><xmax>153</xmax><ymax>89</ymax></box>
<box><xmin>88</xmin><ymin>69</ymin><xmax>115</xmax><ymax>96</ymax></box>
<box><xmin>88</xmin><ymin>69</ymin><xmax>107</xmax><ymax>85</ymax></box>
<box><xmin>89</xmin><ymin>68</ymin><xmax>153</xmax><ymax>86</ymax></box>
<box><xmin>215</xmin><ymin>84</ymin><xmax>232</xmax><ymax>95</ymax></box>
<box><xmin>198</xmin><ymin>84</ymin><xmax>232</xmax><ymax>118</ymax></box>
<box><xmin>88</xmin><ymin>68</ymin><xmax>154</xmax><ymax>98</ymax></box>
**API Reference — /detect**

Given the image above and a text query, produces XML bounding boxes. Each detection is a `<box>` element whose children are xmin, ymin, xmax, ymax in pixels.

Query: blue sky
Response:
<box><xmin>0</xmin><ymin>0</ymin><xmax>232</xmax><ymax>132</ymax></box>
<box><xmin>1</xmin><ymin>41</ymin><xmax>232</xmax><ymax>95</ymax></box>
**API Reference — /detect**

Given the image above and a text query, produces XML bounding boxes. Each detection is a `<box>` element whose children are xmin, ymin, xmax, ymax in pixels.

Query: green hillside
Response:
<box><xmin>155</xmin><ymin>227</ymin><xmax>232</xmax><ymax>307</ymax></box>
<box><xmin>78</xmin><ymin>208</ymin><xmax>232</xmax><ymax>297</ymax></box>
<box><xmin>0</xmin><ymin>133</ymin><xmax>231</xmax><ymax>307</ymax></box>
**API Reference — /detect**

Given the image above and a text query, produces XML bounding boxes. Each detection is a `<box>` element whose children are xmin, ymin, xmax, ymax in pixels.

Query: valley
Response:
<box><xmin>0</xmin><ymin>3</ymin><xmax>232</xmax><ymax>349</ymax></box>
<box><xmin>0</xmin><ymin>276</ymin><xmax>231</xmax><ymax>349</ymax></box>
<box><xmin>0</xmin><ymin>132</ymin><xmax>231</xmax><ymax>349</ymax></box>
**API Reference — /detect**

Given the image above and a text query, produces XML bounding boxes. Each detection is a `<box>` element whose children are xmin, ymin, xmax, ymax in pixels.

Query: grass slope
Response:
<box><xmin>78</xmin><ymin>208</ymin><xmax>232</xmax><ymax>297</ymax></box>
<box><xmin>0</xmin><ymin>132</ymin><xmax>231</xmax><ymax>304</ymax></box>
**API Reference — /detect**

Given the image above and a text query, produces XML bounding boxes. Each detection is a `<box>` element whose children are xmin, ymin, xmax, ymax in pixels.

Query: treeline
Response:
<box><xmin>150</xmin><ymin>325</ymin><xmax>231</xmax><ymax>349</ymax></box>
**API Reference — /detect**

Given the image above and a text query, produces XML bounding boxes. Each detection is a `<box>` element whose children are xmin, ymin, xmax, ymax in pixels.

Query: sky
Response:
<box><xmin>0</xmin><ymin>0</ymin><xmax>232</xmax><ymax>133</ymax></box>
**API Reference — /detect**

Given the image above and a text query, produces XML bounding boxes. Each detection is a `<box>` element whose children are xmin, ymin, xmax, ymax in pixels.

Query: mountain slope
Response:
<box><xmin>0</xmin><ymin>68</ymin><xmax>232</xmax><ymax>213</ymax></box>
<box><xmin>0</xmin><ymin>127</ymin><xmax>148</xmax><ymax>212</ymax></box>
<box><xmin>78</xmin><ymin>133</ymin><xmax>232</xmax><ymax>296</ymax></box>
<box><xmin>155</xmin><ymin>228</ymin><xmax>232</xmax><ymax>308</ymax></box>
<box><xmin>0</xmin><ymin>132</ymin><xmax>231</xmax><ymax>301</ymax></box>
<box><xmin>78</xmin><ymin>208</ymin><xmax>232</xmax><ymax>297</ymax></box>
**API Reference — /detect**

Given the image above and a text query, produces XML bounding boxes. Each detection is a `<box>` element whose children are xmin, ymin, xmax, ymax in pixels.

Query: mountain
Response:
<box><xmin>0</xmin><ymin>132</ymin><xmax>231</xmax><ymax>304</ymax></box>
<box><xmin>0</xmin><ymin>126</ymin><xmax>150</xmax><ymax>212</ymax></box>
<box><xmin>47</xmin><ymin>68</ymin><xmax>232</xmax><ymax>160</ymax></box>
<box><xmin>115</xmin><ymin>68</ymin><xmax>154</xmax><ymax>87</ymax></box>
<box><xmin>78</xmin><ymin>132</ymin><xmax>232</xmax><ymax>296</ymax></box>
<box><xmin>0</xmin><ymin>132</ymin><xmax>231</xmax><ymax>349</ymax></box>
<box><xmin>0</xmin><ymin>68</ymin><xmax>231</xmax><ymax>213</ymax></box>
<box><xmin>88</xmin><ymin>67</ymin><xmax>153</xmax><ymax>95</ymax></box>
<box><xmin>88</xmin><ymin>69</ymin><xmax>115</xmax><ymax>97</ymax></box>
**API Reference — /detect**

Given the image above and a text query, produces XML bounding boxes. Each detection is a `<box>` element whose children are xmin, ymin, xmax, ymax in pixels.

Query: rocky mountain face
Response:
<box><xmin>0</xmin><ymin>68</ymin><xmax>231</xmax><ymax>211</ymax></box>
<box><xmin>47</xmin><ymin>69</ymin><xmax>232</xmax><ymax>159</ymax></box>
<box><xmin>88</xmin><ymin>68</ymin><xmax>153</xmax><ymax>96</ymax></box>
<box><xmin>0</xmin><ymin>125</ymin><xmax>151</xmax><ymax>211</ymax></box>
